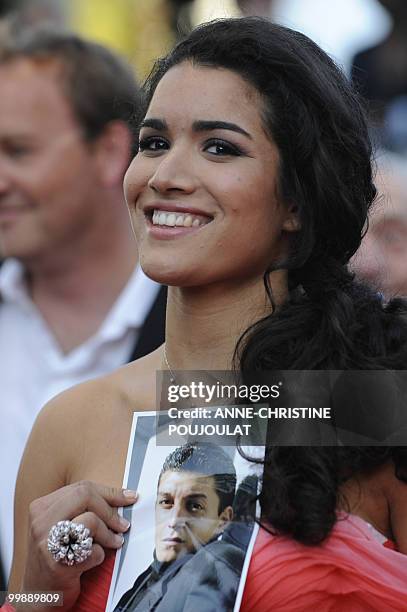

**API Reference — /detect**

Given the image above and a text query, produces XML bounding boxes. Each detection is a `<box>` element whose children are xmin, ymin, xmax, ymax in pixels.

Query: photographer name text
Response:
<box><xmin>167</xmin><ymin>406</ymin><xmax>331</xmax><ymax>437</ymax></box>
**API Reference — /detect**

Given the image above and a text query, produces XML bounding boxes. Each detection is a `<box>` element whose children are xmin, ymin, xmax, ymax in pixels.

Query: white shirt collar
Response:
<box><xmin>0</xmin><ymin>258</ymin><xmax>161</xmax><ymax>345</ymax></box>
<box><xmin>0</xmin><ymin>258</ymin><xmax>29</xmax><ymax>304</ymax></box>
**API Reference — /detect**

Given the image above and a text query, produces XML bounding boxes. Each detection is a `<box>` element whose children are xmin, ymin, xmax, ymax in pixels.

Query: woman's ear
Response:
<box><xmin>282</xmin><ymin>203</ymin><xmax>301</xmax><ymax>232</ymax></box>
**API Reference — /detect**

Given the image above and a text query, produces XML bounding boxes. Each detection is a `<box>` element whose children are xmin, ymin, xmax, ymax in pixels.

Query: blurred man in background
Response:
<box><xmin>0</xmin><ymin>23</ymin><xmax>166</xmax><ymax>581</ymax></box>
<box><xmin>352</xmin><ymin>153</ymin><xmax>407</xmax><ymax>298</ymax></box>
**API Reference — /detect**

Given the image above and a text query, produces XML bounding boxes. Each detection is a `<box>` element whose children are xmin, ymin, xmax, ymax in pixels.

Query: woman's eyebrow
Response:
<box><xmin>139</xmin><ymin>118</ymin><xmax>167</xmax><ymax>130</ymax></box>
<box><xmin>139</xmin><ymin>117</ymin><xmax>252</xmax><ymax>139</ymax></box>
<box><xmin>193</xmin><ymin>120</ymin><xmax>252</xmax><ymax>139</ymax></box>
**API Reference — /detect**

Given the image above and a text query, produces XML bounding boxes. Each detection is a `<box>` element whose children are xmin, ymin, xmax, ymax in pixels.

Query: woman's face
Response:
<box><xmin>124</xmin><ymin>61</ymin><xmax>298</xmax><ymax>287</ymax></box>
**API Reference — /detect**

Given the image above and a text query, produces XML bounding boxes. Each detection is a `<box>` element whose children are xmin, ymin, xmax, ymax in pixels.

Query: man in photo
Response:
<box><xmin>114</xmin><ymin>442</ymin><xmax>246</xmax><ymax>611</ymax></box>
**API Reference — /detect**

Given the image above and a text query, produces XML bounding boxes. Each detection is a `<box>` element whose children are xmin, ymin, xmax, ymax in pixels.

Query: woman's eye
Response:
<box><xmin>204</xmin><ymin>139</ymin><xmax>242</xmax><ymax>156</ymax></box>
<box><xmin>138</xmin><ymin>136</ymin><xmax>169</xmax><ymax>153</ymax></box>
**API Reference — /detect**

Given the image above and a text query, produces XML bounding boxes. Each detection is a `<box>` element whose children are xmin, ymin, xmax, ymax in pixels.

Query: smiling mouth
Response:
<box><xmin>149</xmin><ymin>209</ymin><xmax>213</xmax><ymax>229</ymax></box>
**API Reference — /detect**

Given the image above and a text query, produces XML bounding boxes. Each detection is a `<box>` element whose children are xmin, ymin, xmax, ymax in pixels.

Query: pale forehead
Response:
<box><xmin>158</xmin><ymin>470</ymin><xmax>215</xmax><ymax>495</ymax></box>
<box><xmin>0</xmin><ymin>58</ymin><xmax>77</xmax><ymax>134</ymax></box>
<box><xmin>146</xmin><ymin>61</ymin><xmax>264</xmax><ymax>131</ymax></box>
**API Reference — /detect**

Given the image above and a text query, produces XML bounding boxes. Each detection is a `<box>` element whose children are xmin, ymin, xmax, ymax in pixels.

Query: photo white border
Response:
<box><xmin>106</xmin><ymin>411</ymin><xmax>262</xmax><ymax>612</ymax></box>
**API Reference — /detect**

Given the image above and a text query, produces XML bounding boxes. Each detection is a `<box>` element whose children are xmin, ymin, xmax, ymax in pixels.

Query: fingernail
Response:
<box><xmin>123</xmin><ymin>489</ymin><xmax>138</xmax><ymax>500</ymax></box>
<box><xmin>115</xmin><ymin>533</ymin><xmax>124</xmax><ymax>546</ymax></box>
<box><xmin>119</xmin><ymin>517</ymin><xmax>131</xmax><ymax>531</ymax></box>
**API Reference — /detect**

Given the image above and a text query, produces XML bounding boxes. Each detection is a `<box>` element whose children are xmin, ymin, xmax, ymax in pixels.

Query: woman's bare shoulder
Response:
<box><xmin>26</xmin><ymin>347</ymin><xmax>163</xmax><ymax>482</ymax></box>
<box><xmin>41</xmin><ymin>346</ymin><xmax>162</xmax><ymax>426</ymax></box>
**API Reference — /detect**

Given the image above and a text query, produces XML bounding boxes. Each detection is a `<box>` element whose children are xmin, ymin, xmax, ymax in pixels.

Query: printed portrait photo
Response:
<box><xmin>106</xmin><ymin>413</ymin><xmax>263</xmax><ymax>612</ymax></box>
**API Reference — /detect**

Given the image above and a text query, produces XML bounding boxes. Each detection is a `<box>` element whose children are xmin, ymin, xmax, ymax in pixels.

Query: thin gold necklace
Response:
<box><xmin>163</xmin><ymin>344</ymin><xmax>176</xmax><ymax>383</ymax></box>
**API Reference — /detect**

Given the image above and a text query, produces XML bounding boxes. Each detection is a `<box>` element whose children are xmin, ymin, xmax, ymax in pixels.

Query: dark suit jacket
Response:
<box><xmin>127</xmin><ymin>285</ymin><xmax>167</xmax><ymax>362</ymax></box>
<box><xmin>115</xmin><ymin>539</ymin><xmax>245</xmax><ymax>612</ymax></box>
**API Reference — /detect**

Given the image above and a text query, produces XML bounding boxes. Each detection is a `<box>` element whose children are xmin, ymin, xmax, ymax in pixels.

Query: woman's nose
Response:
<box><xmin>148</xmin><ymin>147</ymin><xmax>197</xmax><ymax>195</ymax></box>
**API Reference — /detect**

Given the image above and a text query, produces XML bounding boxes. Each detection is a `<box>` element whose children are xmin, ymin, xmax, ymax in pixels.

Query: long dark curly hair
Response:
<box><xmin>142</xmin><ymin>17</ymin><xmax>407</xmax><ymax>544</ymax></box>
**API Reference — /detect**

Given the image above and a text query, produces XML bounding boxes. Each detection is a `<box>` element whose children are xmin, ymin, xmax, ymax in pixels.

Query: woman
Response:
<box><xmin>6</xmin><ymin>17</ymin><xmax>407</xmax><ymax>611</ymax></box>
<box><xmin>242</xmin><ymin>447</ymin><xmax>407</xmax><ymax>611</ymax></box>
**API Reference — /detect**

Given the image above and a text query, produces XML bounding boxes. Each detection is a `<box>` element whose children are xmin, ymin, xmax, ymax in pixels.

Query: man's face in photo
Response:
<box><xmin>154</xmin><ymin>470</ymin><xmax>233</xmax><ymax>563</ymax></box>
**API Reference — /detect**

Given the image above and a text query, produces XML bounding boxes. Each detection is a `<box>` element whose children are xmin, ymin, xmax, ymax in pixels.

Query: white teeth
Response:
<box><xmin>151</xmin><ymin>210</ymin><xmax>209</xmax><ymax>228</ymax></box>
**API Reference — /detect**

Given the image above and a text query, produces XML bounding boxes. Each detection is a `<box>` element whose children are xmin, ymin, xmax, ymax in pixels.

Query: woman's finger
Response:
<box><xmin>30</xmin><ymin>481</ymin><xmax>137</xmax><ymax>516</ymax></box>
<box><xmin>70</xmin><ymin>541</ymin><xmax>106</xmax><ymax>574</ymax></box>
<box><xmin>73</xmin><ymin>511</ymin><xmax>126</xmax><ymax>550</ymax></box>
<box><xmin>30</xmin><ymin>481</ymin><xmax>136</xmax><ymax>535</ymax></box>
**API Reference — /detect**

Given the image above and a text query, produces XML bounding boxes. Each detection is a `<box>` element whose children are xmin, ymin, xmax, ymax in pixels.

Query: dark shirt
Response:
<box><xmin>114</xmin><ymin>552</ymin><xmax>195</xmax><ymax>611</ymax></box>
<box><xmin>114</xmin><ymin>535</ymin><xmax>247</xmax><ymax>612</ymax></box>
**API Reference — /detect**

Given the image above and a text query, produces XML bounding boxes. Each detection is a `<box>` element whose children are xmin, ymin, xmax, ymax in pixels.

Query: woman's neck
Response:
<box><xmin>164</xmin><ymin>270</ymin><xmax>288</xmax><ymax>371</ymax></box>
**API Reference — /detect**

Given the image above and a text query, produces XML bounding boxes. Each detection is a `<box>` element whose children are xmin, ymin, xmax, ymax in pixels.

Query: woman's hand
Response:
<box><xmin>17</xmin><ymin>481</ymin><xmax>138</xmax><ymax>611</ymax></box>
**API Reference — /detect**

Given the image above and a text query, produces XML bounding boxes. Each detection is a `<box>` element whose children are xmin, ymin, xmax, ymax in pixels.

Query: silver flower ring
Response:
<box><xmin>47</xmin><ymin>520</ymin><xmax>93</xmax><ymax>566</ymax></box>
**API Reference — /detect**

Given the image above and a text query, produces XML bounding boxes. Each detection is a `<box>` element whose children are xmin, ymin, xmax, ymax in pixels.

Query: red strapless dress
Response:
<box><xmin>3</xmin><ymin>516</ymin><xmax>406</xmax><ymax>611</ymax></box>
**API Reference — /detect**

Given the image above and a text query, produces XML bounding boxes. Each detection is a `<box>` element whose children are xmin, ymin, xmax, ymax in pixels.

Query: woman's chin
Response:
<box><xmin>139</xmin><ymin>258</ymin><xmax>200</xmax><ymax>287</ymax></box>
